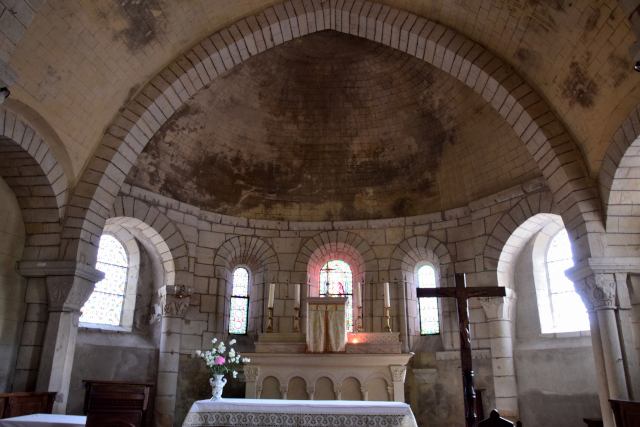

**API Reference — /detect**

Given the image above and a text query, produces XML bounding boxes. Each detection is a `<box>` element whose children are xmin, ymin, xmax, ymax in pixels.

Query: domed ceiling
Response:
<box><xmin>125</xmin><ymin>31</ymin><xmax>542</xmax><ymax>222</ymax></box>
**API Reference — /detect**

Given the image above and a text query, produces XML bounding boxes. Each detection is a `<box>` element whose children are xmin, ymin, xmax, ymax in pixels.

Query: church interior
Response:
<box><xmin>1</xmin><ymin>0</ymin><xmax>640</xmax><ymax>426</ymax></box>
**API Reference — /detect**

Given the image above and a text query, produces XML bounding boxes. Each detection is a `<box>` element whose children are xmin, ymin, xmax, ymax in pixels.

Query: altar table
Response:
<box><xmin>182</xmin><ymin>398</ymin><xmax>417</xmax><ymax>427</ymax></box>
<box><xmin>0</xmin><ymin>414</ymin><xmax>86</xmax><ymax>427</ymax></box>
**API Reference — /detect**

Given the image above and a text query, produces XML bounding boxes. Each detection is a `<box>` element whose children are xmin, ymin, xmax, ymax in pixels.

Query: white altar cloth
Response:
<box><xmin>0</xmin><ymin>414</ymin><xmax>86</xmax><ymax>427</ymax></box>
<box><xmin>182</xmin><ymin>398</ymin><xmax>417</xmax><ymax>427</ymax></box>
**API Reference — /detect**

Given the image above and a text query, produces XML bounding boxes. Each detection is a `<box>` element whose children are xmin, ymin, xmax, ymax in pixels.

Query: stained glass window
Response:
<box><xmin>80</xmin><ymin>235</ymin><xmax>128</xmax><ymax>326</ymax></box>
<box><xmin>546</xmin><ymin>229</ymin><xmax>589</xmax><ymax>332</ymax></box>
<box><xmin>319</xmin><ymin>260</ymin><xmax>354</xmax><ymax>332</ymax></box>
<box><xmin>418</xmin><ymin>265</ymin><xmax>440</xmax><ymax>335</ymax></box>
<box><xmin>229</xmin><ymin>267</ymin><xmax>249</xmax><ymax>335</ymax></box>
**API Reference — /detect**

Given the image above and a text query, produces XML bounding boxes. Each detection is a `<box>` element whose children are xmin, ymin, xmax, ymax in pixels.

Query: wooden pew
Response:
<box><xmin>479</xmin><ymin>409</ymin><xmax>523</xmax><ymax>427</ymax></box>
<box><xmin>610</xmin><ymin>399</ymin><xmax>640</xmax><ymax>427</ymax></box>
<box><xmin>83</xmin><ymin>380</ymin><xmax>153</xmax><ymax>427</ymax></box>
<box><xmin>0</xmin><ymin>392</ymin><xmax>56</xmax><ymax>419</ymax></box>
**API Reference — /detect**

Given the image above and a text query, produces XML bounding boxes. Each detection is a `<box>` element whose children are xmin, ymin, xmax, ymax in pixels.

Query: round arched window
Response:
<box><xmin>80</xmin><ymin>235</ymin><xmax>129</xmax><ymax>326</ymax></box>
<box><xmin>417</xmin><ymin>264</ymin><xmax>440</xmax><ymax>335</ymax></box>
<box><xmin>319</xmin><ymin>260</ymin><xmax>354</xmax><ymax>332</ymax></box>
<box><xmin>546</xmin><ymin>229</ymin><xmax>589</xmax><ymax>332</ymax></box>
<box><xmin>229</xmin><ymin>267</ymin><xmax>250</xmax><ymax>335</ymax></box>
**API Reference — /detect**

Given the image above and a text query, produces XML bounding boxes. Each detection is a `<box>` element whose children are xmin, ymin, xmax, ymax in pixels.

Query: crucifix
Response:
<box><xmin>416</xmin><ymin>273</ymin><xmax>506</xmax><ymax>427</ymax></box>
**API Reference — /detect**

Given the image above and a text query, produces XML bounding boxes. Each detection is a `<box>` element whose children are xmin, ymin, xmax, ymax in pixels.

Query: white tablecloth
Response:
<box><xmin>0</xmin><ymin>414</ymin><xmax>86</xmax><ymax>427</ymax></box>
<box><xmin>182</xmin><ymin>399</ymin><xmax>417</xmax><ymax>427</ymax></box>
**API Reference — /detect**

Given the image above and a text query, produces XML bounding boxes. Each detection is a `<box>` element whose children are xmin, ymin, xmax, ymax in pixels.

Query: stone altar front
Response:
<box><xmin>244</xmin><ymin>332</ymin><xmax>412</xmax><ymax>402</ymax></box>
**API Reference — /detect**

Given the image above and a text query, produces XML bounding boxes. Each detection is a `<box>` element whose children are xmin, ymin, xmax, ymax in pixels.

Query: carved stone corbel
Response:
<box><xmin>479</xmin><ymin>288</ymin><xmax>516</xmax><ymax>321</ymax></box>
<box><xmin>390</xmin><ymin>365</ymin><xmax>407</xmax><ymax>382</ymax></box>
<box><xmin>574</xmin><ymin>274</ymin><xmax>617</xmax><ymax>311</ymax></box>
<box><xmin>244</xmin><ymin>367</ymin><xmax>260</xmax><ymax>382</ymax></box>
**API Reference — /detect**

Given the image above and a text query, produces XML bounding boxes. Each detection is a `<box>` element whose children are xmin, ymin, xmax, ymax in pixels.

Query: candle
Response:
<box><xmin>355</xmin><ymin>282</ymin><xmax>362</xmax><ymax>307</ymax></box>
<box><xmin>384</xmin><ymin>282</ymin><xmax>390</xmax><ymax>307</ymax></box>
<box><xmin>294</xmin><ymin>284</ymin><xmax>300</xmax><ymax>309</ymax></box>
<box><xmin>268</xmin><ymin>283</ymin><xmax>275</xmax><ymax>308</ymax></box>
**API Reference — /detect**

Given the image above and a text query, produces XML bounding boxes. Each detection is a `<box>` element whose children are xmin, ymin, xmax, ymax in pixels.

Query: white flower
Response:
<box><xmin>229</xmin><ymin>349</ymin><xmax>236</xmax><ymax>358</ymax></box>
<box><xmin>212</xmin><ymin>338</ymin><xmax>217</xmax><ymax>344</ymax></box>
<box><xmin>229</xmin><ymin>339</ymin><xmax>236</xmax><ymax>345</ymax></box>
<box><xmin>242</xmin><ymin>358</ymin><xmax>250</xmax><ymax>363</ymax></box>
<box><xmin>196</xmin><ymin>350</ymin><xmax>201</xmax><ymax>356</ymax></box>
<box><xmin>233</xmin><ymin>371</ymin><xmax>238</xmax><ymax>378</ymax></box>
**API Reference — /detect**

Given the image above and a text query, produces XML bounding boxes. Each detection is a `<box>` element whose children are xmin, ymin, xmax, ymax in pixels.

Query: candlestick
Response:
<box><xmin>294</xmin><ymin>284</ymin><xmax>300</xmax><ymax>309</ymax></box>
<box><xmin>384</xmin><ymin>306</ymin><xmax>391</xmax><ymax>332</ymax></box>
<box><xmin>293</xmin><ymin>307</ymin><xmax>300</xmax><ymax>333</ymax></box>
<box><xmin>268</xmin><ymin>283</ymin><xmax>275</xmax><ymax>308</ymax></box>
<box><xmin>355</xmin><ymin>282</ymin><xmax>362</xmax><ymax>308</ymax></box>
<box><xmin>384</xmin><ymin>282</ymin><xmax>390</xmax><ymax>307</ymax></box>
<box><xmin>266</xmin><ymin>307</ymin><xmax>274</xmax><ymax>333</ymax></box>
<box><xmin>357</xmin><ymin>305</ymin><xmax>364</xmax><ymax>332</ymax></box>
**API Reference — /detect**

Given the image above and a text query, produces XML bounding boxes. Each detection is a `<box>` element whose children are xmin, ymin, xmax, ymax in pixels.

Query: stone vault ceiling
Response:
<box><xmin>125</xmin><ymin>31</ymin><xmax>541</xmax><ymax>221</ymax></box>
<box><xmin>7</xmin><ymin>0</ymin><xmax>640</xmax><ymax>186</ymax></box>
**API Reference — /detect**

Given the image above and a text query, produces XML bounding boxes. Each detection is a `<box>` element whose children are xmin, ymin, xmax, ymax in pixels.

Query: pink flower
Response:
<box><xmin>214</xmin><ymin>356</ymin><xmax>225</xmax><ymax>365</ymax></box>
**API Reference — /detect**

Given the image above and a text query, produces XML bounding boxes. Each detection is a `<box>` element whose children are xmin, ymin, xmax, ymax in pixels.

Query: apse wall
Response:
<box><xmin>0</xmin><ymin>176</ymin><xmax>26</xmax><ymax>393</ymax></box>
<box><xmin>66</xmin><ymin>175</ymin><xmax>593</xmax><ymax>426</ymax></box>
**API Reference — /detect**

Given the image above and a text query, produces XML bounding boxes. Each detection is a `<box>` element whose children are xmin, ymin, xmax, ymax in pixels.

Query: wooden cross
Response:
<box><xmin>416</xmin><ymin>273</ymin><xmax>506</xmax><ymax>427</ymax></box>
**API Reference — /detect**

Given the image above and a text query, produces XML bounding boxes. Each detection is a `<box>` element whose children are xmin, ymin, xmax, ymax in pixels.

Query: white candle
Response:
<box><xmin>294</xmin><ymin>284</ymin><xmax>300</xmax><ymax>309</ymax></box>
<box><xmin>268</xmin><ymin>283</ymin><xmax>275</xmax><ymax>309</ymax></box>
<box><xmin>384</xmin><ymin>282</ymin><xmax>390</xmax><ymax>307</ymax></box>
<box><xmin>355</xmin><ymin>282</ymin><xmax>362</xmax><ymax>307</ymax></box>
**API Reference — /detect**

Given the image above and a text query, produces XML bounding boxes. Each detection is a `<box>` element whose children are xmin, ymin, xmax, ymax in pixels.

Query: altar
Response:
<box><xmin>182</xmin><ymin>399</ymin><xmax>417</xmax><ymax>427</ymax></box>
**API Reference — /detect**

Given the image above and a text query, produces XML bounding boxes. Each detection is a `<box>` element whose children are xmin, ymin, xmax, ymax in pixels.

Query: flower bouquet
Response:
<box><xmin>196</xmin><ymin>338</ymin><xmax>250</xmax><ymax>401</ymax></box>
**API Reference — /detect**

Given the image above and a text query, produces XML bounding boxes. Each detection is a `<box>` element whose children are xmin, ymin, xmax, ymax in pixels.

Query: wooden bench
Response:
<box><xmin>610</xmin><ymin>399</ymin><xmax>640</xmax><ymax>427</ymax></box>
<box><xmin>0</xmin><ymin>392</ymin><xmax>56</xmax><ymax>419</ymax></box>
<box><xmin>83</xmin><ymin>380</ymin><xmax>153</xmax><ymax>427</ymax></box>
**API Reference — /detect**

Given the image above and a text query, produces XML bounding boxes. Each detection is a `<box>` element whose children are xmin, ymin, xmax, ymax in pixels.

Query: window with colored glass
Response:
<box><xmin>80</xmin><ymin>235</ymin><xmax>128</xmax><ymax>326</ymax></box>
<box><xmin>546</xmin><ymin>229</ymin><xmax>589</xmax><ymax>332</ymax></box>
<box><xmin>229</xmin><ymin>267</ymin><xmax>250</xmax><ymax>335</ymax></box>
<box><xmin>417</xmin><ymin>264</ymin><xmax>440</xmax><ymax>335</ymax></box>
<box><xmin>319</xmin><ymin>260</ymin><xmax>354</xmax><ymax>332</ymax></box>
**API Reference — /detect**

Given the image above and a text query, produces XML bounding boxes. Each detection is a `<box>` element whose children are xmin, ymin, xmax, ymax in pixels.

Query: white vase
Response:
<box><xmin>209</xmin><ymin>375</ymin><xmax>227</xmax><ymax>401</ymax></box>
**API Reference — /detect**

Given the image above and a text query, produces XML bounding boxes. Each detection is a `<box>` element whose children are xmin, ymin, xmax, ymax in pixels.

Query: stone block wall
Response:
<box><xmin>0</xmin><ymin>175</ymin><xmax>26</xmax><ymax>392</ymax></box>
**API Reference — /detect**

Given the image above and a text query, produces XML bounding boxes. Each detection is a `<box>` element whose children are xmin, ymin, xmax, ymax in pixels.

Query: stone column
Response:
<box><xmin>17</xmin><ymin>261</ymin><xmax>103</xmax><ymax>414</ymax></box>
<box><xmin>244</xmin><ymin>366</ymin><xmax>260</xmax><ymax>399</ymax></box>
<box><xmin>479</xmin><ymin>289</ymin><xmax>518</xmax><ymax>420</ymax></box>
<box><xmin>280</xmin><ymin>386</ymin><xmax>289</xmax><ymax>399</ymax></box>
<box><xmin>360</xmin><ymin>385</ymin><xmax>369</xmax><ymax>401</ymax></box>
<box><xmin>566</xmin><ymin>259</ymin><xmax>640</xmax><ymax>427</ymax></box>
<box><xmin>614</xmin><ymin>273</ymin><xmax>640</xmax><ymax>399</ymax></box>
<box><xmin>154</xmin><ymin>286</ymin><xmax>190</xmax><ymax>427</ymax></box>
<box><xmin>390</xmin><ymin>365</ymin><xmax>407</xmax><ymax>402</ymax></box>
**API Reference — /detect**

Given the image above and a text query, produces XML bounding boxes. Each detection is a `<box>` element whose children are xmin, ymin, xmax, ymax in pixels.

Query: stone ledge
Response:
<box><xmin>435</xmin><ymin>349</ymin><xmax>491</xmax><ymax>360</ymax></box>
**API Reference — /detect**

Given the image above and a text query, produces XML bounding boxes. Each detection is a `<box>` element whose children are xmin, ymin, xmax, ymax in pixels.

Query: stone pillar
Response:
<box><xmin>390</xmin><ymin>365</ymin><xmax>407</xmax><ymax>402</ymax></box>
<box><xmin>280</xmin><ymin>386</ymin><xmax>289</xmax><ymax>399</ymax></box>
<box><xmin>306</xmin><ymin>387</ymin><xmax>315</xmax><ymax>400</ymax></box>
<box><xmin>244</xmin><ymin>366</ymin><xmax>260</xmax><ymax>399</ymax></box>
<box><xmin>17</xmin><ymin>261</ymin><xmax>103</xmax><ymax>414</ymax></box>
<box><xmin>154</xmin><ymin>286</ymin><xmax>190</xmax><ymax>427</ymax></box>
<box><xmin>479</xmin><ymin>289</ymin><xmax>518</xmax><ymax>420</ymax></box>
<box><xmin>566</xmin><ymin>259</ymin><xmax>640</xmax><ymax>427</ymax></box>
<box><xmin>360</xmin><ymin>385</ymin><xmax>369</xmax><ymax>401</ymax></box>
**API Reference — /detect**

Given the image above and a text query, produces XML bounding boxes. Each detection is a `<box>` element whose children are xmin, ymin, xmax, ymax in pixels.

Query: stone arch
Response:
<box><xmin>364</xmin><ymin>372</ymin><xmax>391</xmax><ymax>387</ymax></box>
<box><xmin>296</xmin><ymin>231</ymin><xmax>372</xmax><ymax>294</ymax></box>
<box><xmin>484</xmin><ymin>189</ymin><xmax>559</xmax><ymax>284</ymax></box>
<box><xmin>63</xmin><ymin>0</ymin><xmax>602</xmax><ymax>272</ymax></box>
<box><xmin>389</xmin><ymin>235</ymin><xmax>453</xmax><ymax>350</ymax></box>
<box><xmin>598</xmin><ymin>103</ymin><xmax>640</xmax><ymax>234</ymax></box>
<box><xmin>337</xmin><ymin>372</ymin><xmax>365</xmax><ymax>387</ymax></box>
<box><xmin>111</xmin><ymin>195</ymin><xmax>191</xmax><ymax>284</ymax></box>
<box><xmin>310</xmin><ymin>372</ymin><xmax>338</xmax><ymax>388</ymax></box>
<box><xmin>284</xmin><ymin>372</ymin><xmax>312</xmax><ymax>388</ymax></box>
<box><xmin>0</xmin><ymin>106</ymin><xmax>69</xmax><ymax>261</ymax></box>
<box><xmin>214</xmin><ymin>236</ymin><xmax>278</xmax><ymax>335</ymax></box>
<box><xmin>257</xmin><ymin>371</ymin><xmax>285</xmax><ymax>387</ymax></box>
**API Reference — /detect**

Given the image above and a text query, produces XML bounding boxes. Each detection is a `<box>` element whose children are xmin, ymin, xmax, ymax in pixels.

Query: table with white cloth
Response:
<box><xmin>182</xmin><ymin>399</ymin><xmax>418</xmax><ymax>427</ymax></box>
<box><xmin>0</xmin><ymin>414</ymin><xmax>86</xmax><ymax>427</ymax></box>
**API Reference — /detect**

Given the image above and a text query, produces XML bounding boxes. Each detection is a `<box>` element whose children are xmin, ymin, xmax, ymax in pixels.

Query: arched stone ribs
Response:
<box><xmin>310</xmin><ymin>372</ymin><xmax>338</xmax><ymax>388</ymax></box>
<box><xmin>67</xmin><ymin>0</ymin><xmax>600</xmax><ymax>266</ymax></box>
<box><xmin>214</xmin><ymin>236</ymin><xmax>279</xmax><ymax>281</ymax></box>
<box><xmin>389</xmin><ymin>235</ymin><xmax>452</xmax><ymax>285</ymax></box>
<box><xmin>0</xmin><ymin>107</ymin><xmax>68</xmax><ymax>261</ymax></box>
<box><xmin>112</xmin><ymin>196</ymin><xmax>191</xmax><ymax>277</ymax></box>
<box><xmin>483</xmin><ymin>190</ymin><xmax>559</xmax><ymax>287</ymax></box>
<box><xmin>598</xmin><ymin>103</ymin><xmax>640</xmax><ymax>236</ymax></box>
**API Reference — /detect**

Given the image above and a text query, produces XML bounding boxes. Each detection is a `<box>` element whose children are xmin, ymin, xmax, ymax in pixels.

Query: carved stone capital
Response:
<box><xmin>574</xmin><ymin>273</ymin><xmax>616</xmax><ymax>311</ymax></box>
<box><xmin>161</xmin><ymin>294</ymin><xmax>190</xmax><ymax>318</ymax></box>
<box><xmin>479</xmin><ymin>288</ymin><xmax>516</xmax><ymax>321</ymax></box>
<box><xmin>244</xmin><ymin>367</ymin><xmax>260</xmax><ymax>382</ymax></box>
<box><xmin>390</xmin><ymin>365</ymin><xmax>407</xmax><ymax>382</ymax></box>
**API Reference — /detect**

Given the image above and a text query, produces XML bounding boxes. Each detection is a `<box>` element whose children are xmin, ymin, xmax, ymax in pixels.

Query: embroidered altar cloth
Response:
<box><xmin>182</xmin><ymin>399</ymin><xmax>417</xmax><ymax>427</ymax></box>
<box><xmin>306</xmin><ymin>297</ymin><xmax>347</xmax><ymax>353</ymax></box>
